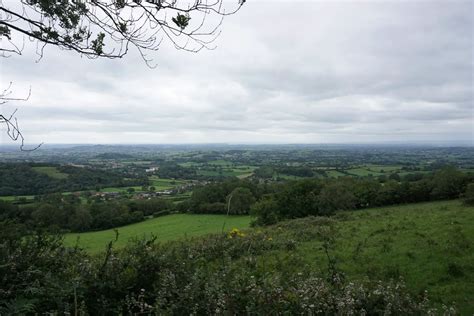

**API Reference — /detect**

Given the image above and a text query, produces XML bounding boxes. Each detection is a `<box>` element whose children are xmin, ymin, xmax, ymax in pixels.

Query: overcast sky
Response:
<box><xmin>0</xmin><ymin>0</ymin><xmax>473</xmax><ymax>146</ymax></box>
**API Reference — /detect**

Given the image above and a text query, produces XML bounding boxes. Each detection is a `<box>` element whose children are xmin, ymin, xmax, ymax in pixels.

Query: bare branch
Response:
<box><xmin>0</xmin><ymin>0</ymin><xmax>245</xmax><ymax>61</ymax></box>
<box><xmin>0</xmin><ymin>83</ymin><xmax>42</xmax><ymax>151</ymax></box>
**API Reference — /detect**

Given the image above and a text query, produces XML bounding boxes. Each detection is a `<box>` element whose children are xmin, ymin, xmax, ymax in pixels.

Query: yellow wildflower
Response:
<box><xmin>228</xmin><ymin>228</ymin><xmax>245</xmax><ymax>238</ymax></box>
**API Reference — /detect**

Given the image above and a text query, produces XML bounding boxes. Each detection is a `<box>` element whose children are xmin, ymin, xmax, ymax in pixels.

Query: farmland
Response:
<box><xmin>1</xmin><ymin>145</ymin><xmax>473</xmax><ymax>314</ymax></box>
<box><xmin>31</xmin><ymin>166</ymin><xmax>69</xmax><ymax>179</ymax></box>
<box><xmin>64</xmin><ymin>214</ymin><xmax>252</xmax><ymax>252</ymax></box>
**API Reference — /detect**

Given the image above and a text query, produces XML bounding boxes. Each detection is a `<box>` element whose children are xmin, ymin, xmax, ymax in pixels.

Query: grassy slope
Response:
<box><xmin>31</xmin><ymin>166</ymin><xmax>69</xmax><ymax>179</ymax></box>
<box><xmin>326</xmin><ymin>170</ymin><xmax>347</xmax><ymax>178</ymax></box>
<box><xmin>0</xmin><ymin>195</ymin><xmax>35</xmax><ymax>201</ymax></box>
<box><xmin>280</xmin><ymin>200</ymin><xmax>474</xmax><ymax>313</ymax></box>
<box><xmin>346</xmin><ymin>167</ymin><xmax>384</xmax><ymax>177</ymax></box>
<box><xmin>64</xmin><ymin>214</ymin><xmax>251</xmax><ymax>253</ymax></box>
<box><xmin>62</xmin><ymin>200</ymin><xmax>473</xmax><ymax>312</ymax></box>
<box><xmin>100</xmin><ymin>178</ymin><xmax>186</xmax><ymax>193</ymax></box>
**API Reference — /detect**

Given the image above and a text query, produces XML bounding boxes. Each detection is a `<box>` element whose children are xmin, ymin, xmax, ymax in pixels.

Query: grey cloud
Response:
<box><xmin>0</xmin><ymin>0</ymin><xmax>472</xmax><ymax>145</ymax></box>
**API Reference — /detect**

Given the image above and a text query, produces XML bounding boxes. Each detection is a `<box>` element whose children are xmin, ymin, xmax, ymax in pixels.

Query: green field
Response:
<box><xmin>32</xmin><ymin>166</ymin><xmax>69</xmax><ymax>179</ymax></box>
<box><xmin>161</xmin><ymin>191</ymin><xmax>193</xmax><ymax>203</ymax></box>
<box><xmin>0</xmin><ymin>195</ymin><xmax>35</xmax><ymax>201</ymax></box>
<box><xmin>149</xmin><ymin>177</ymin><xmax>186</xmax><ymax>190</ymax></box>
<box><xmin>99</xmin><ymin>177</ymin><xmax>186</xmax><ymax>193</ymax></box>
<box><xmin>208</xmin><ymin>159</ymin><xmax>233</xmax><ymax>166</ymax></box>
<box><xmin>178</xmin><ymin>161</ymin><xmax>197</xmax><ymax>167</ymax></box>
<box><xmin>63</xmin><ymin>199</ymin><xmax>474</xmax><ymax>312</ymax></box>
<box><xmin>197</xmin><ymin>168</ymin><xmax>255</xmax><ymax>177</ymax></box>
<box><xmin>326</xmin><ymin>170</ymin><xmax>347</xmax><ymax>178</ymax></box>
<box><xmin>364</xmin><ymin>165</ymin><xmax>402</xmax><ymax>173</ymax></box>
<box><xmin>100</xmin><ymin>186</ymin><xmax>143</xmax><ymax>193</ymax></box>
<box><xmin>267</xmin><ymin>200</ymin><xmax>474</xmax><ymax>313</ymax></box>
<box><xmin>64</xmin><ymin>214</ymin><xmax>251</xmax><ymax>252</ymax></box>
<box><xmin>179</xmin><ymin>161</ymin><xmax>256</xmax><ymax>178</ymax></box>
<box><xmin>346</xmin><ymin>167</ymin><xmax>384</xmax><ymax>177</ymax></box>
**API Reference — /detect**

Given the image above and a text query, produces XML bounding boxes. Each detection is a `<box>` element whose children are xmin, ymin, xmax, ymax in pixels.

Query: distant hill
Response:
<box><xmin>94</xmin><ymin>152</ymin><xmax>136</xmax><ymax>160</ymax></box>
<box><xmin>0</xmin><ymin>163</ymin><xmax>144</xmax><ymax>196</ymax></box>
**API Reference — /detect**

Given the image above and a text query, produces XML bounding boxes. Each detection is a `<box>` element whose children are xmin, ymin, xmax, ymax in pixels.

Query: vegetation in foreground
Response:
<box><xmin>1</xmin><ymin>200</ymin><xmax>472</xmax><ymax>314</ymax></box>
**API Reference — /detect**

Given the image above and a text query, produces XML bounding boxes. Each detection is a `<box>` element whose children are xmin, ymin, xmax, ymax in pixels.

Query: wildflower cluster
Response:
<box><xmin>228</xmin><ymin>227</ymin><xmax>245</xmax><ymax>238</ymax></box>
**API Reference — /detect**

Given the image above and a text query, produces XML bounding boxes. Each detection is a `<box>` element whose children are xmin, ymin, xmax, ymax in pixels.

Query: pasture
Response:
<box><xmin>325</xmin><ymin>170</ymin><xmax>347</xmax><ymax>178</ymax></box>
<box><xmin>196</xmin><ymin>166</ymin><xmax>256</xmax><ymax>178</ymax></box>
<box><xmin>149</xmin><ymin>177</ymin><xmax>185</xmax><ymax>189</ymax></box>
<box><xmin>270</xmin><ymin>200</ymin><xmax>474</xmax><ymax>313</ymax></box>
<box><xmin>345</xmin><ymin>167</ymin><xmax>385</xmax><ymax>177</ymax></box>
<box><xmin>100</xmin><ymin>177</ymin><xmax>187</xmax><ymax>193</ymax></box>
<box><xmin>0</xmin><ymin>195</ymin><xmax>35</xmax><ymax>202</ymax></box>
<box><xmin>64</xmin><ymin>214</ymin><xmax>251</xmax><ymax>252</ymax></box>
<box><xmin>31</xmin><ymin>166</ymin><xmax>69</xmax><ymax>179</ymax></box>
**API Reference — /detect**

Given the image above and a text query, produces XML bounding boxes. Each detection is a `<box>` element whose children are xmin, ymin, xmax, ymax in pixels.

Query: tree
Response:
<box><xmin>254</xmin><ymin>166</ymin><xmax>274</xmax><ymax>179</ymax></box>
<box><xmin>463</xmin><ymin>183</ymin><xmax>474</xmax><ymax>206</ymax></box>
<box><xmin>317</xmin><ymin>181</ymin><xmax>356</xmax><ymax>215</ymax></box>
<box><xmin>275</xmin><ymin>179</ymin><xmax>323</xmax><ymax>218</ymax></box>
<box><xmin>0</xmin><ymin>83</ymin><xmax>42</xmax><ymax>150</ymax></box>
<box><xmin>0</xmin><ymin>0</ymin><xmax>246</xmax><ymax>148</ymax></box>
<box><xmin>226</xmin><ymin>187</ymin><xmax>255</xmax><ymax>215</ymax></box>
<box><xmin>68</xmin><ymin>207</ymin><xmax>93</xmax><ymax>232</ymax></box>
<box><xmin>250</xmin><ymin>197</ymin><xmax>278</xmax><ymax>226</ymax></box>
<box><xmin>388</xmin><ymin>173</ymin><xmax>401</xmax><ymax>182</ymax></box>
<box><xmin>0</xmin><ymin>0</ymin><xmax>245</xmax><ymax>60</ymax></box>
<box><xmin>31</xmin><ymin>203</ymin><xmax>66</xmax><ymax>228</ymax></box>
<box><xmin>430</xmin><ymin>167</ymin><xmax>466</xmax><ymax>200</ymax></box>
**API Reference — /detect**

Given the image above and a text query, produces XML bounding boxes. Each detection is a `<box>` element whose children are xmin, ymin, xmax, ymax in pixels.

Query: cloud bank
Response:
<box><xmin>0</xmin><ymin>0</ymin><xmax>472</xmax><ymax>145</ymax></box>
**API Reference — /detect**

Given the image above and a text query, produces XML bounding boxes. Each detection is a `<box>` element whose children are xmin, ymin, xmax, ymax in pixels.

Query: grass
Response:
<box><xmin>64</xmin><ymin>214</ymin><xmax>251</xmax><ymax>253</ymax></box>
<box><xmin>266</xmin><ymin>200</ymin><xmax>474</xmax><ymax>314</ymax></box>
<box><xmin>99</xmin><ymin>177</ymin><xmax>187</xmax><ymax>193</ymax></box>
<box><xmin>62</xmin><ymin>199</ymin><xmax>473</xmax><ymax>312</ymax></box>
<box><xmin>208</xmin><ymin>159</ymin><xmax>233</xmax><ymax>166</ymax></box>
<box><xmin>161</xmin><ymin>191</ymin><xmax>193</xmax><ymax>203</ymax></box>
<box><xmin>237</xmin><ymin>173</ymin><xmax>254</xmax><ymax>179</ymax></box>
<box><xmin>32</xmin><ymin>166</ymin><xmax>69</xmax><ymax>179</ymax></box>
<box><xmin>178</xmin><ymin>161</ymin><xmax>197</xmax><ymax>167</ymax></box>
<box><xmin>325</xmin><ymin>165</ymin><xmax>403</xmax><ymax>178</ymax></box>
<box><xmin>346</xmin><ymin>167</ymin><xmax>384</xmax><ymax>177</ymax></box>
<box><xmin>101</xmin><ymin>186</ymin><xmax>143</xmax><ymax>193</ymax></box>
<box><xmin>326</xmin><ymin>170</ymin><xmax>347</xmax><ymax>178</ymax></box>
<box><xmin>364</xmin><ymin>165</ymin><xmax>403</xmax><ymax>173</ymax></box>
<box><xmin>149</xmin><ymin>177</ymin><xmax>186</xmax><ymax>190</ymax></box>
<box><xmin>193</xmin><ymin>164</ymin><xmax>256</xmax><ymax>178</ymax></box>
<box><xmin>0</xmin><ymin>195</ymin><xmax>35</xmax><ymax>201</ymax></box>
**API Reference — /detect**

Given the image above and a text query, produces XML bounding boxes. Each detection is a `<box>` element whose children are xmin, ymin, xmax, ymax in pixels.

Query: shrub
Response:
<box><xmin>463</xmin><ymin>183</ymin><xmax>474</xmax><ymax>206</ymax></box>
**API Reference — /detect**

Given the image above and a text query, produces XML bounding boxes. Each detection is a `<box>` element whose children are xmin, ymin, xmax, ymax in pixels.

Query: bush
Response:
<box><xmin>153</xmin><ymin>210</ymin><xmax>170</xmax><ymax>218</ymax></box>
<box><xmin>463</xmin><ymin>183</ymin><xmax>474</xmax><ymax>206</ymax></box>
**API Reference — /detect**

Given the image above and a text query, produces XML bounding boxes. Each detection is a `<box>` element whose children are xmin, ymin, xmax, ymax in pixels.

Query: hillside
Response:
<box><xmin>285</xmin><ymin>200</ymin><xmax>474</xmax><ymax>313</ymax></box>
<box><xmin>0</xmin><ymin>163</ymin><xmax>144</xmax><ymax>196</ymax></box>
<box><xmin>63</xmin><ymin>200</ymin><xmax>473</xmax><ymax>313</ymax></box>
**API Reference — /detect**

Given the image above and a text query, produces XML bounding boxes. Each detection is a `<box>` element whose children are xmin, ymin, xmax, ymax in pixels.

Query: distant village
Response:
<box><xmin>91</xmin><ymin>180</ymin><xmax>208</xmax><ymax>201</ymax></box>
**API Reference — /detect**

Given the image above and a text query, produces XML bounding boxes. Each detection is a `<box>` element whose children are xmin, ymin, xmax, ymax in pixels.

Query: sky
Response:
<box><xmin>0</xmin><ymin>0</ymin><xmax>473</xmax><ymax>146</ymax></box>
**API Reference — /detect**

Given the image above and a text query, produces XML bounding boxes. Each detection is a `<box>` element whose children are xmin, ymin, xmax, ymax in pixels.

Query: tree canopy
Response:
<box><xmin>0</xmin><ymin>0</ymin><xmax>245</xmax><ymax>62</ymax></box>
